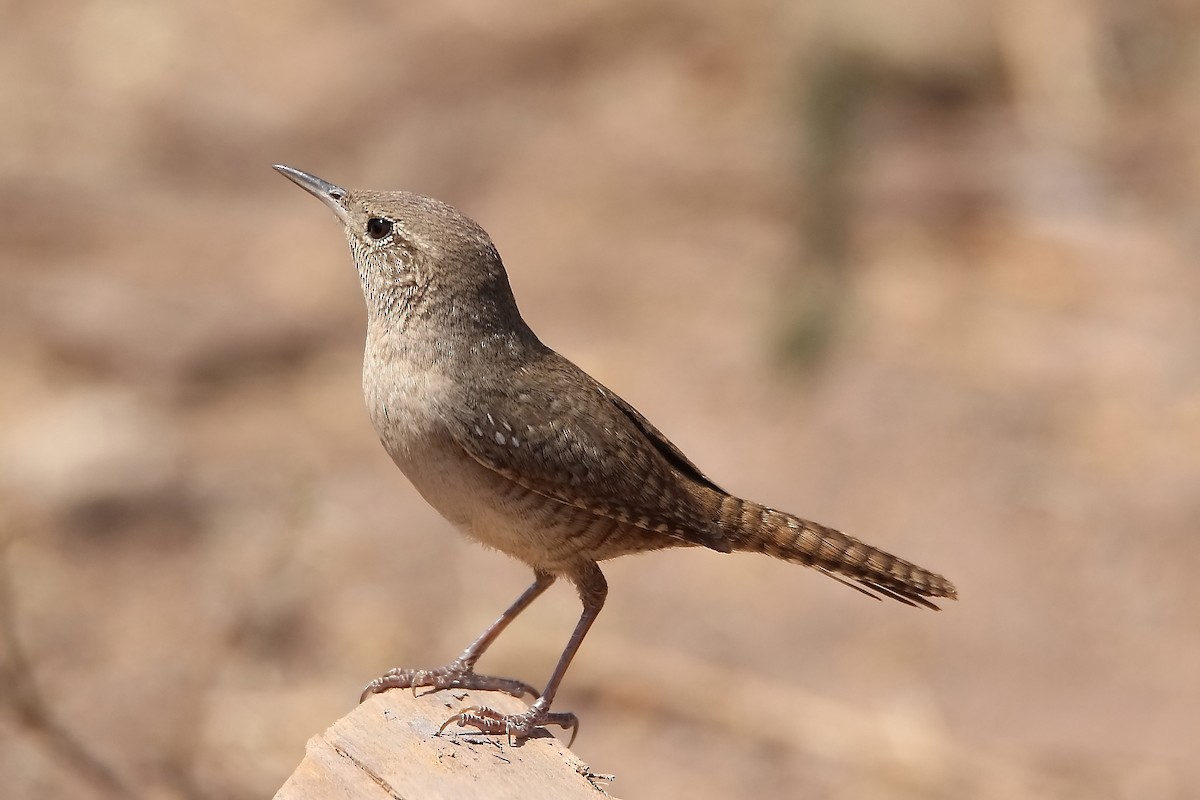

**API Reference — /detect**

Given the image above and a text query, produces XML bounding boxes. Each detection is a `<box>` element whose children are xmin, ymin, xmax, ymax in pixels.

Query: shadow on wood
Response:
<box><xmin>274</xmin><ymin>689</ymin><xmax>617</xmax><ymax>799</ymax></box>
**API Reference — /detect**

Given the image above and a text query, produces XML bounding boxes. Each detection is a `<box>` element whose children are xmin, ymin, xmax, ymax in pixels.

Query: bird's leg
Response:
<box><xmin>440</xmin><ymin>562</ymin><xmax>607</xmax><ymax>746</ymax></box>
<box><xmin>360</xmin><ymin>571</ymin><xmax>556</xmax><ymax>701</ymax></box>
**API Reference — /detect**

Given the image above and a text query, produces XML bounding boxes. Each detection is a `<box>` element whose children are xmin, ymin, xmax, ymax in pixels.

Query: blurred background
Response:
<box><xmin>2</xmin><ymin>0</ymin><xmax>1199</xmax><ymax>797</ymax></box>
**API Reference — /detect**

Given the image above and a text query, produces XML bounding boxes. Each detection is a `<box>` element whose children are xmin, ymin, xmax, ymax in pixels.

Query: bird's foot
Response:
<box><xmin>438</xmin><ymin>698</ymin><xmax>579</xmax><ymax>747</ymax></box>
<box><xmin>359</xmin><ymin>659</ymin><xmax>539</xmax><ymax>703</ymax></box>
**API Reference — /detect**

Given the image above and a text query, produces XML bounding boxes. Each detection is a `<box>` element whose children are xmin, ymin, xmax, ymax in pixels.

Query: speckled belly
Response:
<box><xmin>385</xmin><ymin>434</ymin><xmax>678</xmax><ymax>573</ymax></box>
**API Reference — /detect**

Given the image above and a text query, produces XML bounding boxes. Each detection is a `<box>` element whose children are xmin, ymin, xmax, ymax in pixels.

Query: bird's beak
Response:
<box><xmin>273</xmin><ymin>164</ymin><xmax>351</xmax><ymax>224</ymax></box>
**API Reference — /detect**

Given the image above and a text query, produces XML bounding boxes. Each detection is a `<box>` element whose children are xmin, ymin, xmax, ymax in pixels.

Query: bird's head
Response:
<box><xmin>274</xmin><ymin>165</ymin><xmax>522</xmax><ymax>336</ymax></box>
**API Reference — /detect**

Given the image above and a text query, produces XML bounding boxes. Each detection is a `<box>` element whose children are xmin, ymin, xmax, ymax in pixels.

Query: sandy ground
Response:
<box><xmin>2</xmin><ymin>1</ymin><xmax>1198</xmax><ymax>797</ymax></box>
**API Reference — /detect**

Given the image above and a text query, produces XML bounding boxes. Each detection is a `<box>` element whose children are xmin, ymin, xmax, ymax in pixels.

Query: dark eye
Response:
<box><xmin>366</xmin><ymin>217</ymin><xmax>393</xmax><ymax>240</ymax></box>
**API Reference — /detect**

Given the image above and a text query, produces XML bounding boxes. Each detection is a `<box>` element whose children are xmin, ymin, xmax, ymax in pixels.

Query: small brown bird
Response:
<box><xmin>274</xmin><ymin>165</ymin><xmax>957</xmax><ymax>744</ymax></box>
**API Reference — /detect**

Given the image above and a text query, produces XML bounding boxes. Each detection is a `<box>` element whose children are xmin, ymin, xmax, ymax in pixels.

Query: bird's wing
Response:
<box><xmin>440</xmin><ymin>350</ymin><xmax>731</xmax><ymax>552</ymax></box>
<box><xmin>592</xmin><ymin>383</ymin><xmax>727</xmax><ymax>495</ymax></box>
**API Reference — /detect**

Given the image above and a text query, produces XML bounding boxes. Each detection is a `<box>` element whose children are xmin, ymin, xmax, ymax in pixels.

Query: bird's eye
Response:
<box><xmin>366</xmin><ymin>217</ymin><xmax>393</xmax><ymax>240</ymax></box>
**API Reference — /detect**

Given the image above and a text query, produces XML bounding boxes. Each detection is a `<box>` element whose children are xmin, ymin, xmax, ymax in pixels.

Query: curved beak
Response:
<box><xmin>273</xmin><ymin>165</ymin><xmax>350</xmax><ymax>224</ymax></box>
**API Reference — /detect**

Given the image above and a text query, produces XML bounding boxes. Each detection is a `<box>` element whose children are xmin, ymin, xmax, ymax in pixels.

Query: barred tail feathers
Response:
<box><xmin>715</xmin><ymin>495</ymin><xmax>957</xmax><ymax>609</ymax></box>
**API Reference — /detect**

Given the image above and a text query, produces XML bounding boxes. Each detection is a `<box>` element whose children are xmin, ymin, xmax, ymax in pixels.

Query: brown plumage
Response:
<box><xmin>274</xmin><ymin>164</ymin><xmax>958</xmax><ymax>745</ymax></box>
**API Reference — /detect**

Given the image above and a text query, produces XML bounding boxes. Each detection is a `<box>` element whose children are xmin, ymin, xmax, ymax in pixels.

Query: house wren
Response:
<box><xmin>274</xmin><ymin>164</ymin><xmax>957</xmax><ymax>744</ymax></box>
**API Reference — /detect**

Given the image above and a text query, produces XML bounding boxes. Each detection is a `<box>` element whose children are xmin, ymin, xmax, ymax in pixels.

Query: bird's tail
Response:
<box><xmin>713</xmin><ymin>495</ymin><xmax>957</xmax><ymax>609</ymax></box>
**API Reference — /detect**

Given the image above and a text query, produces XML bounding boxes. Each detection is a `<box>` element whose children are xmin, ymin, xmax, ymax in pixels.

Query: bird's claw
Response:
<box><xmin>359</xmin><ymin>660</ymin><xmax>540</xmax><ymax>703</ymax></box>
<box><xmin>438</xmin><ymin>701</ymin><xmax>580</xmax><ymax>747</ymax></box>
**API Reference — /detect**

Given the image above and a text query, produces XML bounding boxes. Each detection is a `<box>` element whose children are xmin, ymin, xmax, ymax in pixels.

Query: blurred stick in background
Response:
<box><xmin>0</xmin><ymin>533</ymin><xmax>132</xmax><ymax>798</ymax></box>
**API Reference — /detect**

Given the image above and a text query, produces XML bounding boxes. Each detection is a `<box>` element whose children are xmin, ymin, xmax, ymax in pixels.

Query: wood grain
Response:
<box><xmin>274</xmin><ymin>690</ymin><xmax>617</xmax><ymax>800</ymax></box>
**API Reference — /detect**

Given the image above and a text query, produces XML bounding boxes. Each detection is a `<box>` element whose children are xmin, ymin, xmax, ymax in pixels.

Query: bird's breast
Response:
<box><xmin>362</xmin><ymin>348</ymin><xmax>448</xmax><ymax>455</ymax></box>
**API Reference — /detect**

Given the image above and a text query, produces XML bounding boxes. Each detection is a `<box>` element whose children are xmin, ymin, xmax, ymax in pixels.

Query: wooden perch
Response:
<box><xmin>274</xmin><ymin>689</ymin><xmax>618</xmax><ymax>800</ymax></box>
